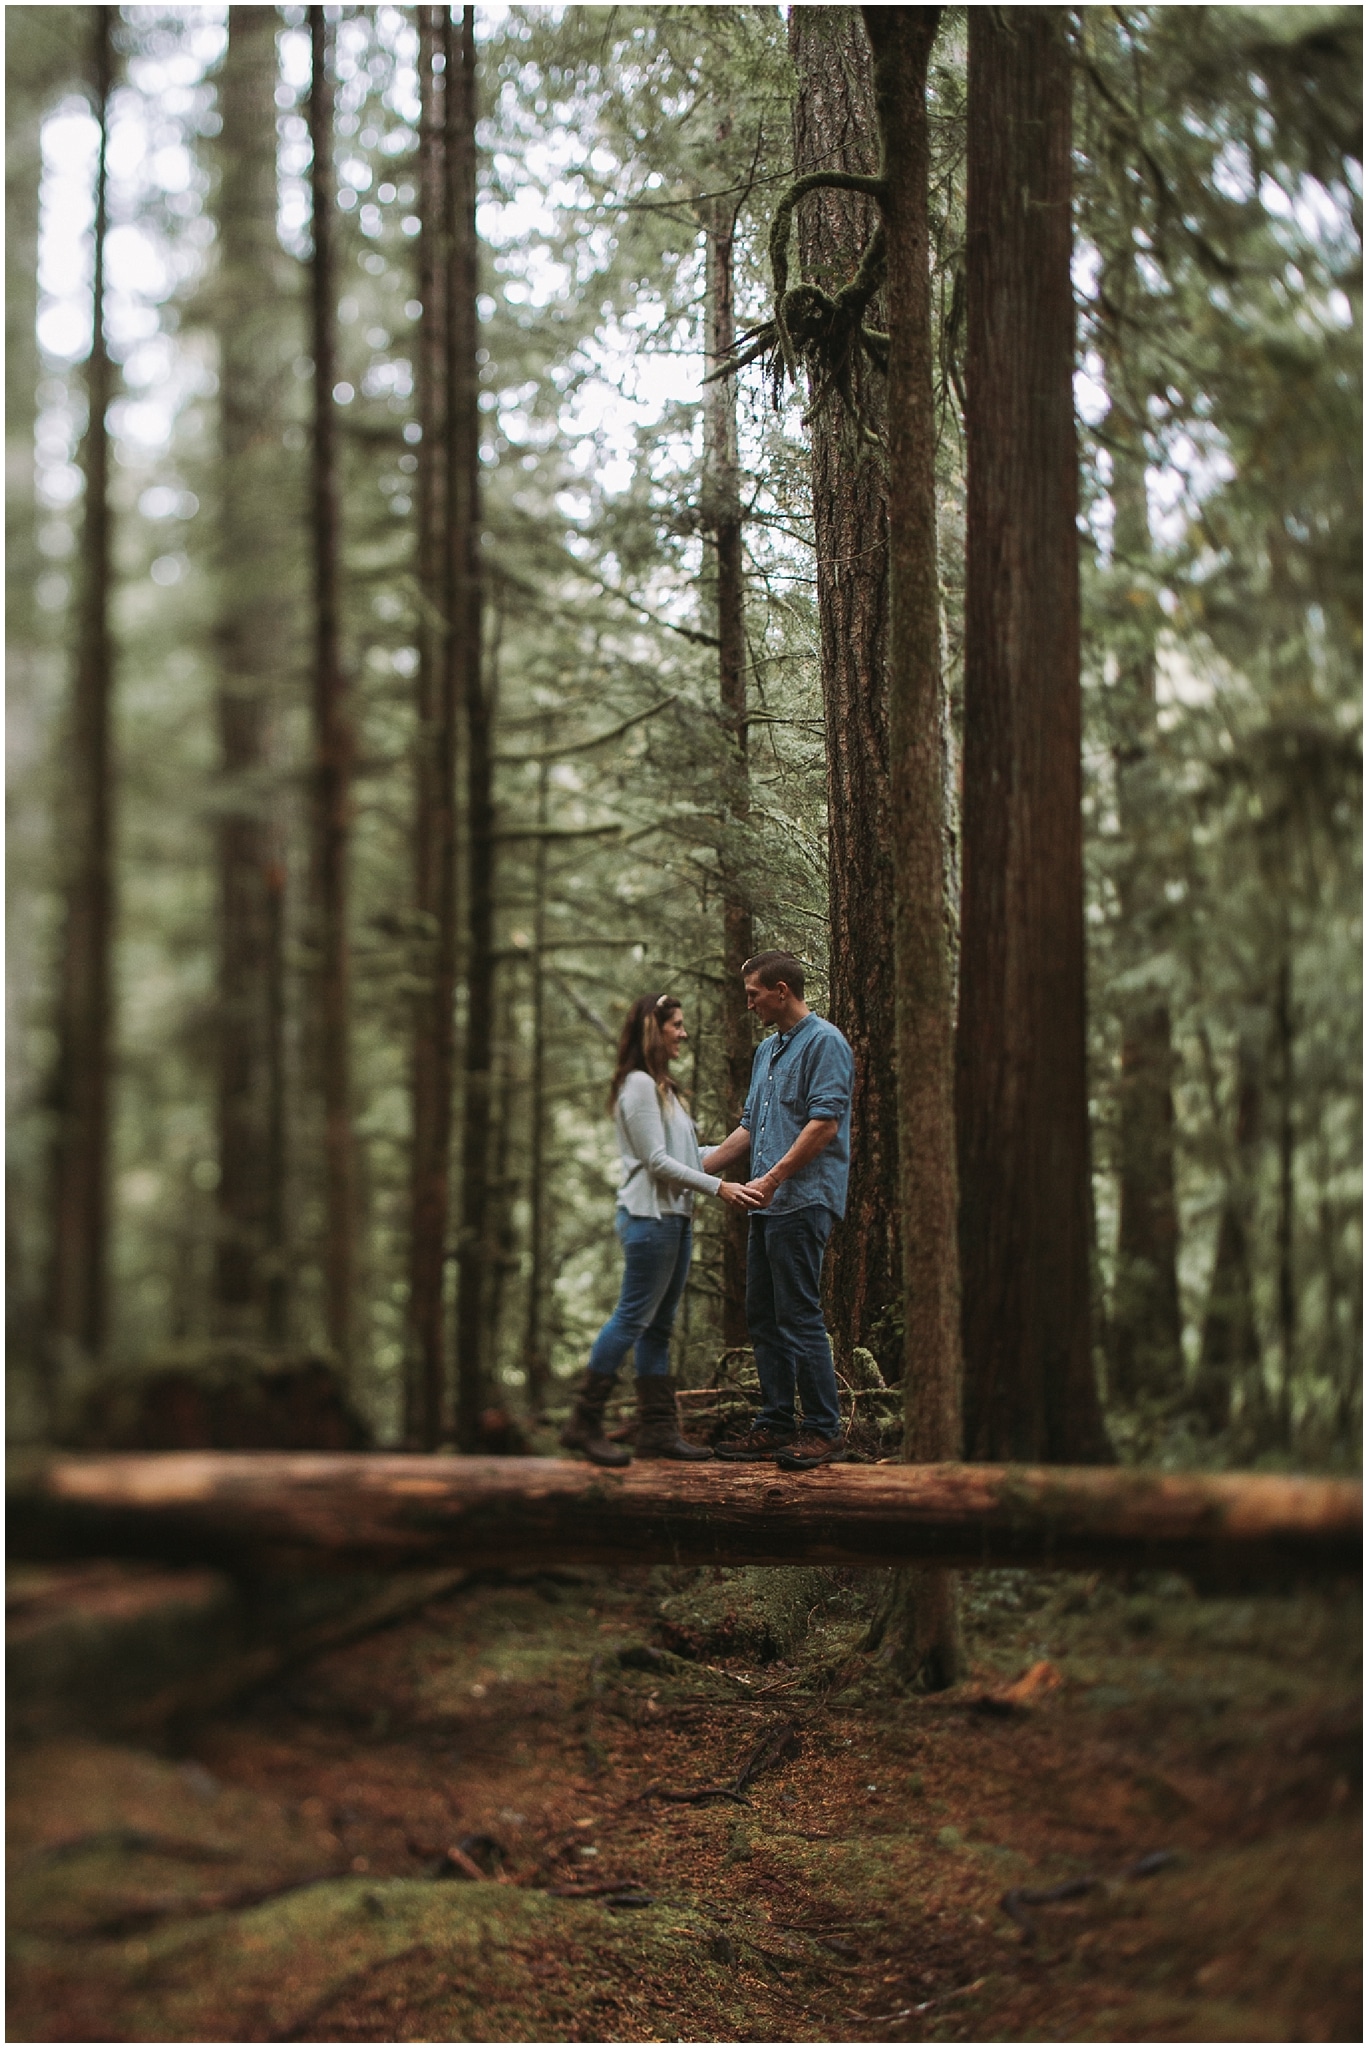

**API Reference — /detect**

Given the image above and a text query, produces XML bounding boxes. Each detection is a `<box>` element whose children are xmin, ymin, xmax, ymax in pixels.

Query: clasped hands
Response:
<box><xmin>706</xmin><ymin>1156</ymin><xmax>776</xmax><ymax>1212</ymax></box>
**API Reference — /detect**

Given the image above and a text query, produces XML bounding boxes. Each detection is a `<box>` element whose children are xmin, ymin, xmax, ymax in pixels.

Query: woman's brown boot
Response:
<box><xmin>634</xmin><ymin>1375</ymin><xmax>712</xmax><ymax>1460</ymax></box>
<box><xmin>560</xmin><ymin>1371</ymin><xmax>631</xmax><ymax>1467</ymax></box>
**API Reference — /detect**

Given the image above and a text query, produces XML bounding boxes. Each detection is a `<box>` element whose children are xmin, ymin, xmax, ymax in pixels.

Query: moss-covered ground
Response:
<box><xmin>7</xmin><ymin>1561</ymin><xmax>1360</xmax><ymax>2041</ymax></box>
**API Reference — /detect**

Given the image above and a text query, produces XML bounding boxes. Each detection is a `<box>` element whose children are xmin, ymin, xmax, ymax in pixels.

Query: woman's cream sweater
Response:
<box><xmin>613</xmin><ymin>1070</ymin><xmax>722</xmax><ymax>1218</ymax></box>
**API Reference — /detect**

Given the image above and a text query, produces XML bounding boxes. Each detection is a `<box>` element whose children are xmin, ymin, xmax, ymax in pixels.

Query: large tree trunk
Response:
<box><xmin>308</xmin><ymin>7</ymin><xmax>356</xmax><ymax>1375</ymax></box>
<box><xmin>449</xmin><ymin>8</ymin><xmax>493</xmax><ymax>1452</ymax></box>
<box><xmin>12</xmin><ymin>1452</ymin><xmax>1358</xmax><ymax>1582</ymax></box>
<box><xmin>862</xmin><ymin>5</ymin><xmax>964</xmax><ymax>1689</ymax></box>
<box><xmin>958</xmin><ymin>7</ymin><xmax>1111</xmax><ymax>1466</ymax></box>
<box><xmin>212</xmin><ymin>7</ymin><xmax>292</xmax><ymax>1345</ymax></box>
<box><xmin>406</xmin><ymin>7</ymin><xmax>457</xmax><ymax>1448</ymax></box>
<box><xmin>702</xmin><ymin>199</ymin><xmax>754</xmax><ymax>1346</ymax></box>
<box><xmin>48</xmin><ymin>10</ymin><xmax>115</xmax><ymax>1383</ymax></box>
<box><xmin>789</xmin><ymin>7</ymin><xmax>900</xmax><ymax>1380</ymax></box>
<box><xmin>1103</xmin><ymin>312</ymin><xmax>1184</xmax><ymax>1407</ymax></box>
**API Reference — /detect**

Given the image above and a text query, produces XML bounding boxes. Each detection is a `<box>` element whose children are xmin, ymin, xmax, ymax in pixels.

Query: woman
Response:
<box><xmin>560</xmin><ymin>992</ymin><xmax>755</xmax><ymax>1466</ymax></box>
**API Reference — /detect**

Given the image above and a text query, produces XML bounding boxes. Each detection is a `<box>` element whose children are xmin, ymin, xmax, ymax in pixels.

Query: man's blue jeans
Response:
<box><xmin>747</xmin><ymin>1206</ymin><xmax>842</xmax><ymax>1437</ymax></box>
<box><xmin>588</xmin><ymin>1212</ymin><xmax>692</xmax><ymax>1380</ymax></box>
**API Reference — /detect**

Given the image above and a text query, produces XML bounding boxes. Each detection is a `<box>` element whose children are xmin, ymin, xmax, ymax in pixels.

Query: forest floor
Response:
<box><xmin>7</xmin><ymin>1558</ymin><xmax>1361</xmax><ymax>2044</ymax></box>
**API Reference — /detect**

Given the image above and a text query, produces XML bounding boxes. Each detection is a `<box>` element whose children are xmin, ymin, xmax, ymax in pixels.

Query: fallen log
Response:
<box><xmin>8</xmin><ymin>1452</ymin><xmax>1360</xmax><ymax>1580</ymax></box>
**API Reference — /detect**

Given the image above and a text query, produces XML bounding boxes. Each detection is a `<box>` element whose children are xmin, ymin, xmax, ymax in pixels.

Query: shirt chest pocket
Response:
<box><xmin>774</xmin><ymin>1062</ymin><xmax>807</xmax><ymax>1117</ymax></box>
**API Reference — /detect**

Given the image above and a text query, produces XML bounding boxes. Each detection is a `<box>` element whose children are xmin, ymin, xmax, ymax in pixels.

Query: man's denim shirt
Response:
<box><xmin>741</xmin><ymin>1012</ymin><xmax>854</xmax><ymax>1219</ymax></box>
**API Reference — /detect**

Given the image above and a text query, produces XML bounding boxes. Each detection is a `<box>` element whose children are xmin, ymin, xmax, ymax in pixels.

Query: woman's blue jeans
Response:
<box><xmin>588</xmin><ymin>1212</ymin><xmax>692</xmax><ymax>1380</ymax></box>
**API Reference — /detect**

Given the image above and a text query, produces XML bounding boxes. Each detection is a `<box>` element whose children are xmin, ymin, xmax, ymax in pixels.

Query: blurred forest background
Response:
<box><xmin>6</xmin><ymin>3</ymin><xmax>1360</xmax><ymax>1469</ymax></box>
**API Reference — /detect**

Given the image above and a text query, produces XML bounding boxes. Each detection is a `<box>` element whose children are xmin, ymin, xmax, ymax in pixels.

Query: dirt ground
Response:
<box><xmin>7</xmin><ymin>1560</ymin><xmax>1361</xmax><ymax>2043</ymax></box>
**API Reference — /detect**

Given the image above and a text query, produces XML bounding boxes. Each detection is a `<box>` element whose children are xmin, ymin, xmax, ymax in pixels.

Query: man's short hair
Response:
<box><xmin>743</xmin><ymin>950</ymin><xmax>805</xmax><ymax>999</ymax></box>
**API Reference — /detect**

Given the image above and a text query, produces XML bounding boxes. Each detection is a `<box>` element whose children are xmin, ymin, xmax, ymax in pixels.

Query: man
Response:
<box><xmin>703</xmin><ymin>950</ymin><xmax>854</xmax><ymax>1471</ymax></box>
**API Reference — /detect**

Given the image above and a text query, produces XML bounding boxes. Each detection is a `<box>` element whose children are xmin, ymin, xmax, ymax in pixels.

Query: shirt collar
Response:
<box><xmin>770</xmin><ymin>1012</ymin><xmax>815</xmax><ymax>1059</ymax></box>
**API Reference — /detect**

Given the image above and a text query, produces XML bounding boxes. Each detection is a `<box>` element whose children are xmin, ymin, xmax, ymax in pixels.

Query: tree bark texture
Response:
<box><xmin>959</xmin><ymin>7</ymin><xmax>1111</xmax><ymax>1465</ymax></box>
<box><xmin>703</xmin><ymin>199</ymin><xmax>753</xmax><ymax>1347</ymax></box>
<box><xmin>1104</xmin><ymin>327</ymin><xmax>1183</xmax><ymax>1406</ymax></box>
<box><xmin>862</xmin><ymin>5</ymin><xmax>964</xmax><ymax>1691</ymax></box>
<box><xmin>861</xmin><ymin>9</ymin><xmax>962</xmax><ymax>1471</ymax></box>
<box><xmin>449</xmin><ymin>8</ymin><xmax>493</xmax><ymax>1452</ymax></box>
<box><xmin>406</xmin><ymin>8</ymin><xmax>457</xmax><ymax>1448</ymax></box>
<box><xmin>12</xmin><ymin>1452</ymin><xmax>1359</xmax><ymax>1582</ymax></box>
<box><xmin>789</xmin><ymin>7</ymin><xmax>900</xmax><ymax>1379</ymax></box>
<box><xmin>48</xmin><ymin>9</ymin><xmax>115</xmax><ymax>1375</ymax></box>
<box><xmin>309</xmin><ymin>7</ymin><xmax>356</xmax><ymax>1374</ymax></box>
<box><xmin>211</xmin><ymin>8</ymin><xmax>293</xmax><ymax>1343</ymax></box>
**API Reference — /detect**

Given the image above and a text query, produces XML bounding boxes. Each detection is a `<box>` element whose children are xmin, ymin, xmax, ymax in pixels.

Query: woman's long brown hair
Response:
<box><xmin>608</xmin><ymin>993</ymin><xmax>683</xmax><ymax>1112</ymax></box>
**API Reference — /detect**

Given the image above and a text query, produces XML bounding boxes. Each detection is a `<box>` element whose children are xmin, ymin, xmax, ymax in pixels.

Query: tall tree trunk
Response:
<box><xmin>958</xmin><ymin>6</ymin><xmax>1111</xmax><ymax>1466</ymax></box>
<box><xmin>790</xmin><ymin>6</ymin><xmax>900</xmax><ymax>1380</ymax></box>
<box><xmin>48</xmin><ymin>9</ymin><xmax>115</xmax><ymax>1385</ymax></box>
<box><xmin>703</xmin><ymin>198</ymin><xmax>753</xmax><ymax>1347</ymax></box>
<box><xmin>1274</xmin><ymin>952</ymin><xmax>1296</xmax><ymax>1448</ymax></box>
<box><xmin>862</xmin><ymin>5</ymin><xmax>964</xmax><ymax>1689</ymax></box>
<box><xmin>1193</xmin><ymin>1022</ymin><xmax>1262</xmax><ymax>1433</ymax></box>
<box><xmin>448</xmin><ymin>8</ymin><xmax>492</xmax><ymax>1452</ymax></box>
<box><xmin>406</xmin><ymin>7</ymin><xmax>456</xmax><ymax>1449</ymax></box>
<box><xmin>485</xmin><ymin>955</ymin><xmax>520</xmax><ymax>1391</ymax></box>
<box><xmin>309</xmin><ymin>6</ymin><xmax>355</xmax><ymax>1373</ymax></box>
<box><xmin>519</xmin><ymin>756</ymin><xmax>551</xmax><ymax>1412</ymax></box>
<box><xmin>213</xmin><ymin>6</ymin><xmax>292</xmax><ymax>1345</ymax></box>
<box><xmin>1103</xmin><ymin>300</ymin><xmax>1183</xmax><ymax>1408</ymax></box>
<box><xmin>6</xmin><ymin>46</ymin><xmax>42</xmax><ymax>1399</ymax></box>
<box><xmin>264</xmin><ymin>850</ymin><xmax>288</xmax><ymax>1343</ymax></box>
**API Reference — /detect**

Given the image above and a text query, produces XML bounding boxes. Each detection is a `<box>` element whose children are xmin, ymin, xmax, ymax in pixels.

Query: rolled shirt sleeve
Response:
<box><xmin>803</xmin><ymin>1030</ymin><xmax>854</xmax><ymax>1123</ymax></box>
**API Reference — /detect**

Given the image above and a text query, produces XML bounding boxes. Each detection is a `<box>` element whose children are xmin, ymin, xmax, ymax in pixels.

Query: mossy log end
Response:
<box><xmin>8</xmin><ymin>1453</ymin><xmax>1360</xmax><ymax>1581</ymax></box>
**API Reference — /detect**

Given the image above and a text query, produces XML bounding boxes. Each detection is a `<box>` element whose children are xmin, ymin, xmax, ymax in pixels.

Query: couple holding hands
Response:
<box><xmin>560</xmin><ymin>950</ymin><xmax>854</xmax><ymax>1474</ymax></box>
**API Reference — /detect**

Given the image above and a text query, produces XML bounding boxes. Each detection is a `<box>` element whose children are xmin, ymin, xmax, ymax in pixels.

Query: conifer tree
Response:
<box><xmin>958</xmin><ymin>6</ymin><xmax>1111</xmax><ymax>1464</ymax></box>
<box><xmin>48</xmin><ymin>6</ymin><xmax>115</xmax><ymax>1383</ymax></box>
<box><xmin>308</xmin><ymin>3</ymin><xmax>355</xmax><ymax>1374</ymax></box>
<box><xmin>407</xmin><ymin>5</ymin><xmax>456</xmax><ymax>1447</ymax></box>
<box><xmin>789</xmin><ymin>6</ymin><xmax>900</xmax><ymax>1378</ymax></box>
<box><xmin>212</xmin><ymin>6</ymin><xmax>293</xmax><ymax>1344</ymax></box>
<box><xmin>861</xmin><ymin>2</ymin><xmax>965</xmax><ymax>1688</ymax></box>
<box><xmin>450</xmin><ymin>5</ymin><xmax>493</xmax><ymax>1451</ymax></box>
<box><xmin>703</xmin><ymin>185</ymin><xmax>753</xmax><ymax>1345</ymax></box>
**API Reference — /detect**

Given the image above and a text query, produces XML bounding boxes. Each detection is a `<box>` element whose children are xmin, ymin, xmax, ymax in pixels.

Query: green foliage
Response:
<box><xmin>5</xmin><ymin>5</ymin><xmax>1358</xmax><ymax>1466</ymax></box>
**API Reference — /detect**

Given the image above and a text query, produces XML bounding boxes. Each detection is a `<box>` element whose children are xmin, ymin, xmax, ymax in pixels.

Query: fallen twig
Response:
<box><xmin>641</xmin><ymin>1783</ymin><xmax>752</xmax><ymax>1807</ymax></box>
<box><xmin>548</xmin><ymin>1881</ymin><xmax>655</xmax><ymax>1907</ymax></box>
<box><xmin>1001</xmin><ymin>1848</ymin><xmax>1178</xmax><ymax>1943</ymax></box>
<box><xmin>641</xmin><ymin>1714</ymin><xmax>799</xmax><ymax>1808</ymax></box>
<box><xmin>846</xmin><ymin>1977</ymin><xmax>988</xmax><ymax>2024</ymax></box>
<box><xmin>734</xmin><ymin>1718</ymin><xmax>800</xmax><ymax>1793</ymax></box>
